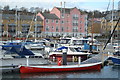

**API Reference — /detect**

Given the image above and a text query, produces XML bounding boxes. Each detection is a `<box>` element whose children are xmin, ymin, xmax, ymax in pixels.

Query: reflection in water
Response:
<box><xmin>20</xmin><ymin>70</ymin><xmax>101</xmax><ymax>78</ymax></box>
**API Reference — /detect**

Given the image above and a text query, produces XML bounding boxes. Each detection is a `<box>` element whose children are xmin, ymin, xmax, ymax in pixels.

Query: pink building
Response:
<box><xmin>37</xmin><ymin>12</ymin><xmax>60</xmax><ymax>37</ymax></box>
<box><xmin>51</xmin><ymin>7</ymin><xmax>87</xmax><ymax>37</ymax></box>
<box><xmin>37</xmin><ymin>7</ymin><xmax>88</xmax><ymax>37</ymax></box>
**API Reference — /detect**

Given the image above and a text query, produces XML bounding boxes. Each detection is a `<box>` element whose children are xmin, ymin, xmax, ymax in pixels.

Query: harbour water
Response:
<box><xmin>1</xmin><ymin>65</ymin><xmax>120</xmax><ymax>79</ymax></box>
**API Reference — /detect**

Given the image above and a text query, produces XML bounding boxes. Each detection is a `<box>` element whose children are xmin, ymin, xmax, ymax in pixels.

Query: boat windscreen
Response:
<box><xmin>73</xmin><ymin>40</ymin><xmax>82</xmax><ymax>45</ymax></box>
<box><xmin>74</xmin><ymin>48</ymin><xmax>81</xmax><ymax>52</ymax></box>
<box><xmin>69</xmin><ymin>47</ymin><xmax>77</xmax><ymax>52</ymax></box>
<box><xmin>59</xmin><ymin>39</ymin><xmax>71</xmax><ymax>44</ymax></box>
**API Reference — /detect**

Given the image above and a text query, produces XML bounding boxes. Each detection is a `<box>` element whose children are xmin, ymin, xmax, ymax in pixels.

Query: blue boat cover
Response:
<box><xmin>2</xmin><ymin>44</ymin><xmax>34</xmax><ymax>57</ymax></box>
<box><xmin>57</xmin><ymin>46</ymin><xmax>68</xmax><ymax>50</ymax></box>
<box><xmin>84</xmin><ymin>43</ymin><xmax>97</xmax><ymax>50</ymax></box>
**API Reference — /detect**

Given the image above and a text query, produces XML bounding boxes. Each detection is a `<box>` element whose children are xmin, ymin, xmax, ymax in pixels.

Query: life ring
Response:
<box><xmin>74</xmin><ymin>56</ymin><xmax>78</xmax><ymax>62</ymax></box>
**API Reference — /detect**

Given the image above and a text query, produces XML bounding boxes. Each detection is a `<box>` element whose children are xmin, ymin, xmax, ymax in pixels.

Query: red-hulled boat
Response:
<box><xmin>19</xmin><ymin>62</ymin><xmax>102</xmax><ymax>73</ymax></box>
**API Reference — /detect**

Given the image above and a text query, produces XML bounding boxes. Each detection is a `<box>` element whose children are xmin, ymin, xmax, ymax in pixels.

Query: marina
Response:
<box><xmin>0</xmin><ymin>0</ymin><xmax>120</xmax><ymax>79</ymax></box>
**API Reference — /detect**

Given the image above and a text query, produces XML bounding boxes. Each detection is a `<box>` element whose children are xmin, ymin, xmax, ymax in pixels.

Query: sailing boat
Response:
<box><xmin>106</xmin><ymin>0</ymin><xmax>120</xmax><ymax>65</ymax></box>
<box><xmin>109</xmin><ymin>25</ymin><xmax>120</xmax><ymax>65</ymax></box>
<box><xmin>106</xmin><ymin>18</ymin><xmax>120</xmax><ymax>64</ymax></box>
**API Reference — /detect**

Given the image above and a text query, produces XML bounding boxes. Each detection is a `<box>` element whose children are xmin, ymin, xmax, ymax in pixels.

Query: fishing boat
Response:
<box><xmin>19</xmin><ymin>62</ymin><xmax>102</xmax><ymax>73</ymax></box>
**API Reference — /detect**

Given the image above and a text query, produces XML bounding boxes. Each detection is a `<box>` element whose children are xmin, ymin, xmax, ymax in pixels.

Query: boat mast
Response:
<box><xmin>15</xmin><ymin>6</ymin><xmax>18</xmax><ymax>38</ymax></box>
<box><xmin>34</xmin><ymin>13</ymin><xmax>37</xmax><ymax>42</ymax></box>
<box><xmin>92</xmin><ymin>12</ymin><xmax>94</xmax><ymax>45</ymax></box>
<box><xmin>60</xmin><ymin>2</ymin><xmax>62</xmax><ymax>37</ymax></box>
<box><xmin>90</xmin><ymin>12</ymin><xmax>94</xmax><ymax>53</ymax></box>
<box><xmin>64</xmin><ymin>2</ymin><xmax>66</xmax><ymax>37</ymax></box>
<box><xmin>18</xmin><ymin>12</ymin><xmax>20</xmax><ymax>38</ymax></box>
<box><xmin>111</xmin><ymin>0</ymin><xmax>114</xmax><ymax>44</ymax></box>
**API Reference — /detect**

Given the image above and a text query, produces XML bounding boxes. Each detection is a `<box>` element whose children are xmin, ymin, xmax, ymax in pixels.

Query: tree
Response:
<box><xmin>0</xmin><ymin>6</ymin><xmax>3</xmax><ymax>10</ymax></box>
<box><xmin>35</xmin><ymin>7</ymin><xmax>43</xmax><ymax>13</ymax></box>
<box><xmin>30</xmin><ymin>7</ymin><xmax>35</xmax><ymax>13</ymax></box>
<box><xmin>44</xmin><ymin>9</ymin><xmax>50</xmax><ymax>13</ymax></box>
<box><xmin>20</xmin><ymin>7</ymin><xmax>28</xmax><ymax>12</ymax></box>
<box><xmin>4</xmin><ymin>5</ymin><xmax>10</xmax><ymax>11</ymax></box>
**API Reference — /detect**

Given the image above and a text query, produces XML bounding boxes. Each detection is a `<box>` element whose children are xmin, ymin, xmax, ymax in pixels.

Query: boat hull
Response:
<box><xmin>110</xmin><ymin>57</ymin><xmax>120</xmax><ymax>64</ymax></box>
<box><xmin>20</xmin><ymin>62</ymin><xmax>101</xmax><ymax>73</ymax></box>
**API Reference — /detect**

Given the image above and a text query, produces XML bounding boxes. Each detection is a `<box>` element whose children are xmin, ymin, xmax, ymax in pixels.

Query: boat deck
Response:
<box><xmin>81</xmin><ymin>52</ymin><xmax>109</xmax><ymax>64</ymax></box>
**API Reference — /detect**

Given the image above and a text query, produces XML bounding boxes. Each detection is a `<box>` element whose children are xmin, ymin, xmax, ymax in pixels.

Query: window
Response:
<box><xmin>56</xmin><ymin>20</ymin><xmax>58</xmax><ymax>24</ymax></box>
<box><xmin>72</xmin><ymin>27</ymin><xmax>78</xmax><ymax>32</ymax></box>
<box><xmin>56</xmin><ymin>26</ymin><xmax>58</xmax><ymax>32</ymax></box>
<box><xmin>61</xmin><ymin>27</ymin><xmax>64</xmax><ymax>32</ymax></box>
<box><xmin>46</xmin><ymin>19</ymin><xmax>49</xmax><ymax>23</ymax></box>
<box><xmin>52</xmin><ymin>20</ymin><xmax>54</xmax><ymax>23</ymax></box>
<box><xmin>61</xmin><ymin>13</ymin><xmax>64</xmax><ymax>18</ymax></box>
<box><xmin>46</xmin><ymin>26</ymin><xmax>49</xmax><ymax>31</ymax></box>
<box><xmin>72</xmin><ymin>14</ymin><xmax>79</xmax><ymax>20</ymax></box>
<box><xmin>73</xmin><ymin>20</ymin><xmax>78</xmax><ymax>26</ymax></box>
<box><xmin>61</xmin><ymin>21</ymin><xmax>64</xmax><ymax>24</ymax></box>
<box><xmin>52</xmin><ymin>26</ymin><xmax>54</xmax><ymax>30</ymax></box>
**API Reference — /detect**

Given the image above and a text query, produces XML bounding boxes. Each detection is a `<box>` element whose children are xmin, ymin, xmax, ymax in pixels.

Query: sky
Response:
<box><xmin>0</xmin><ymin>0</ymin><xmax>120</xmax><ymax>11</ymax></box>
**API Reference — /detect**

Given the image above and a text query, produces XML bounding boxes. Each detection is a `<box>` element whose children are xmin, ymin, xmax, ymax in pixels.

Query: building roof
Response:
<box><xmin>55</xmin><ymin>7</ymin><xmax>75</xmax><ymax>14</ymax></box>
<box><xmin>42</xmin><ymin>13</ymin><xmax>59</xmax><ymax>19</ymax></box>
<box><xmin>34</xmin><ymin>16</ymin><xmax>43</xmax><ymax>21</ymax></box>
<box><xmin>2</xmin><ymin>14</ymin><xmax>15</xmax><ymax>20</ymax></box>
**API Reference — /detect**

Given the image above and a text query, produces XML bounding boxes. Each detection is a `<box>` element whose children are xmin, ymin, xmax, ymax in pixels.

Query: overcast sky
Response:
<box><xmin>0</xmin><ymin>0</ymin><xmax>120</xmax><ymax>11</ymax></box>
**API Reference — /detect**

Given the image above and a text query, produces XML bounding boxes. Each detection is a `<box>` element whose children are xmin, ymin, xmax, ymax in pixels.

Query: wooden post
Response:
<box><xmin>53</xmin><ymin>56</ymin><xmax>55</xmax><ymax>62</ymax></box>
<box><xmin>78</xmin><ymin>57</ymin><xmax>81</xmax><ymax>65</ymax></box>
<box><xmin>26</xmin><ymin>56</ymin><xmax>29</xmax><ymax>66</ymax></box>
<box><xmin>62</xmin><ymin>49</ymin><xmax>67</xmax><ymax>65</ymax></box>
<box><xmin>72</xmin><ymin>56</ymin><xmax>74</xmax><ymax>63</ymax></box>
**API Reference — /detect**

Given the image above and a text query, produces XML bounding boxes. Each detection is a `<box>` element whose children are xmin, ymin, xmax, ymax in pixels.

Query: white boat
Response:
<box><xmin>25</xmin><ymin>42</ymin><xmax>45</xmax><ymax>50</ymax></box>
<box><xmin>58</xmin><ymin>37</ymin><xmax>101</xmax><ymax>53</ymax></box>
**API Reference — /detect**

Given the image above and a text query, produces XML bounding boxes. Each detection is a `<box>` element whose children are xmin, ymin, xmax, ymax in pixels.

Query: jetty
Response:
<box><xmin>0</xmin><ymin>58</ymin><xmax>49</xmax><ymax>73</ymax></box>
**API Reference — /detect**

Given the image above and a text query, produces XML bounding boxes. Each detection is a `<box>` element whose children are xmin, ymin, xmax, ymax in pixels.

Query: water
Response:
<box><xmin>1</xmin><ymin>65</ymin><xmax>120</xmax><ymax>79</ymax></box>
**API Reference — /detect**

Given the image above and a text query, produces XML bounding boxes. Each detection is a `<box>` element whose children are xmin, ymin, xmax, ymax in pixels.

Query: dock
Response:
<box><xmin>0</xmin><ymin>58</ymin><xmax>49</xmax><ymax>73</ymax></box>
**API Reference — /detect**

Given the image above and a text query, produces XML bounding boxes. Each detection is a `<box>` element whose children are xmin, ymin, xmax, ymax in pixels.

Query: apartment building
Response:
<box><xmin>50</xmin><ymin>7</ymin><xmax>87</xmax><ymax>37</ymax></box>
<box><xmin>1</xmin><ymin>10</ymin><xmax>43</xmax><ymax>40</ymax></box>
<box><xmin>37</xmin><ymin>12</ymin><xmax>60</xmax><ymax>37</ymax></box>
